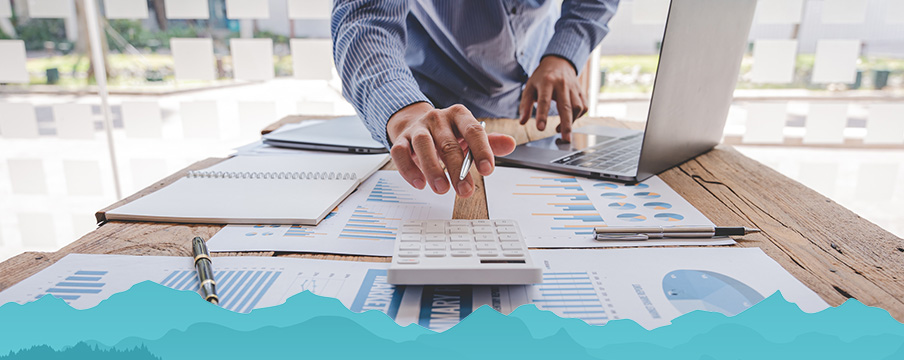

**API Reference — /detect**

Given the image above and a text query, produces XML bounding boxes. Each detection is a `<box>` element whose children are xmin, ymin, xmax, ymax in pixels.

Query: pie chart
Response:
<box><xmin>662</xmin><ymin>269</ymin><xmax>764</xmax><ymax>316</ymax></box>
<box><xmin>601</xmin><ymin>192</ymin><xmax>627</xmax><ymax>199</ymax></box>
<box><xmin>617</xmin><ymin>213</ymin><xmax>647</xmax><ymax>222</ymax></box>
<box><xmin>654</xmin><ymin>213</ymin><xmax>684</xmax><ymax>221</ymax></box>
<box><xmin>634</xmin><ymin>191</ymin><xmax>661</xmax><ymax>199</ymax></box>
<box><xmin>644</xmin><ymin>202</ymin><xmax>672</xmax><ymax>210</ymax></box>
<box><xmin>624</xmin><ymin>183</ymin><xmax>649</xmax><ymax>189</ymax></box>
<box><xmin>594</xmin><ymin>182</ymin><xmax>619</xmax><ymax>189</ymax></box>
<box><xmin>609</xmin><ymin>202</ymin><xmax>636</xmax><ymax>210</ymax></box>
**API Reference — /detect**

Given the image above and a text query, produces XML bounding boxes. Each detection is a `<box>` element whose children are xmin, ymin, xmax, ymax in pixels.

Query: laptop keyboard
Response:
<box><xmin>551</xmin><ymin>134</ymin><xmax>643</xmax><ymax>175</ymax></box>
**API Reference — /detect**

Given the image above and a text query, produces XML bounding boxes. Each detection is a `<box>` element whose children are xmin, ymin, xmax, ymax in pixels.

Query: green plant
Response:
<box><xmin>14</xmin><ymin>19</ymin><xmax>67</xmax><ymax>50</ymax></box>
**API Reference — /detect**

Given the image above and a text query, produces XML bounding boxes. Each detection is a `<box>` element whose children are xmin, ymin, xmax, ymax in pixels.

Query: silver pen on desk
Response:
<box><xmin>594</xmin><ymin>225</ymin><xmax>761</xmax><ymax>241</ymax></box>
<box><xmin>191</xmin><ymin>236</ymin><xmax>219</xmax><ymax>305</ymax></box>
<box><xmin>459</xmin><ymin>121</ymin><xmax>487</xmax><ymax>181</ymax></box>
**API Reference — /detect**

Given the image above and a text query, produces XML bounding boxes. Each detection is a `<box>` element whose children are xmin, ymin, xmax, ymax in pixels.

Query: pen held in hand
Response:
<box><xmin>459</xmin><ymin>121</ymin><xmax>487</xmax><ymax>181</ymax></box>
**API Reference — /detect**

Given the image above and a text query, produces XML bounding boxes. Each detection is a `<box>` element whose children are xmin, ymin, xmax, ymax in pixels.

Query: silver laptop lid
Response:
<box><xmin>635</xmin><ymin>0</ymin><xmax>756</xmax><ymax>180</ymax></box>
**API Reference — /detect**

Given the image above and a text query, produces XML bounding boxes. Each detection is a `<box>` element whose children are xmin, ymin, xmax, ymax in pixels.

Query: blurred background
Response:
<box><xmin>0</xmin><ymin>0</ymin><xmax>902</xmax><ymax>261</ymax></box>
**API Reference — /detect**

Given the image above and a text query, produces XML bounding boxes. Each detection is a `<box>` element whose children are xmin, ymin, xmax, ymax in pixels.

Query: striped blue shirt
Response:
<box><xmin>331</xmin><ymin>0</ymin><xmax>619</xmax><ymax>147</ymax></box>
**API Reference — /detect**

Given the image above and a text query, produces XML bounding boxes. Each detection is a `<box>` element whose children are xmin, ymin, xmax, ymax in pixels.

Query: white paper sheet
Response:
<box><xmin>7</xmin><ymin>158</ymin><xmax>48</xmax><ymax>195</ymax></box>
<box><xmin>743</xmin><ymin>102</ymin><xmax>787</xmax><ymax>144</ymax></box>
<box><xmin>53</xmin><ymin>104</ymin><xmax>95</xmax><ymax>140</ymax></box>
<box><xmin>27</xmin><ymin>0</ymin><xmax>71</xmax><ymax>18</ymax></box>
<box><xmin>803</xmin><ymin>103</ymin><xmax>848</xmax><ymax>144</ymax></box>
<box><xmin>754</xmin><ymin>0</ymin><xmax>803</xmax><ymax>24</ymax></box>
<box><xmin>291</xmin><ymin>38</ymin><xmax>333</xmax><ymax>80</ymax></box>
<box><xmin>751</xmin><ymin>40</ymin><xmax>797</xmax><ymax>84</ymax></box>
<box><xmin>864</xmin><ymin>104</ymin><xmax>904</xmax><ymax>144</ymax></box>
<box><xmin>103</xmin><ymin>0</ymin><xmax>149</xmax><ymax>19</ymax></box>
<box><xmin>0</xmin><ymin>40</ymin><xmax>28</xmax><ymax>83</ymax></box>
<box><xmin>821</xmin><ymin>0</ymin><xmax>868</xmax><ymax>24</ymax></box>
<box><xmin>230</xmin><ymin>39</ymin><xmax>274</xmax><ymax>81</ymax></box>
<box><xmin>122</xmin><ymin>102</ymin><xmax>164</xmax><ymax>138</ymax></box>
<box><xmin>225</xmin><ymin>0</ymin><xmax>269</xmax><ymax>19</ymax></box>
<box><xmin>484</xmin><ymin>167</ymin><xmax>729</xmax><ymax>248</ymax></box>
<box><xmin>170</xmin><ymin>38</ymin><xmax>216</xmax><ymax>81</ymax></box>
<box><xmin>63</xmin><ymin>160</ymin><xmax>104</xmax><ymax>196</ymax></box>
<box><xmin>632</xmin><ymin>0</ymin><xmax>670</xmax><ymax>24</ymax></box>
<box><xmin>0</xmin><ymin>249</ymin><xmax>829</xmax><ymax>331</ymax></box>
<box><xmin>811</xmin><ymin>40</ymin><xmax>861</xmax><ymax>84</ymax></box>
<box><xmin>287</xmin><ymin>0</ymin><xmax>331</xmax><ymax>19</ymax></box>
<box><xmin>207</xmin><ymin>170</ymin><xmax>456</xmax><ymax>256</ymax></box>
<box><xmin>180</xmin><ymin>101</ymin><xmax>220</xmax><ymax>139</ymax></box>
<box><xmin>0</xmin><ymin>102</ymin><xmax>39</xmax><ymax>138</ymax></box>
<box><xmin>164</xmin><ymin>0</ymin><xmax>209</xmax><ymax>19</ymax></box>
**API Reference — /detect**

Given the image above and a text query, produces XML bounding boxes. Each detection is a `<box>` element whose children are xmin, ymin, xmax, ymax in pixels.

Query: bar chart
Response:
<box><xmin>40</xmin><ymin>270</ymin><xmax>109</xmax><ymax>302</ymax></box>
<box><xmin>514</xmin><ymin>176</ymin><xmax>605</xmax><ymax>236</ymax></box>
<box><xmin>367</xmin><ymin>177</ymin><xmax>426</xmax><ymax>204</ymax></box>
<box><xmin>160</xmin><ymin>269</ymin><xmax>282</xmax><ymax>313</ymax></box>
<box><xmin>528</xmin><ymin>271</ymin><xmax>614</xmax><ymax>325</ymax></box>
<box><xmin>339</xmin><ymin>205</ymin><xmax>401</xmax><ymax>241</ymax></box>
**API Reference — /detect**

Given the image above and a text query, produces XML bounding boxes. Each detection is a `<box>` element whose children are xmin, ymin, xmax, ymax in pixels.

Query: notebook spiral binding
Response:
<box><xmin>186</xmin><ymin>170</ymin><xmax>358</xmax><ymax>181</ymax></box>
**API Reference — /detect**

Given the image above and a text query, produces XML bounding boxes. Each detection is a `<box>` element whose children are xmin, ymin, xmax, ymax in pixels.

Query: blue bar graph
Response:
<box><xmin>339</xmin><ymin>206</ymin><xmax>399</xmax><ymax>241</ymax></box>
<box><xmin>514</xmin><ymin>176</ymin><xmax>605</xmax><ymax>235</ymax></box>
<box><xmin>42</xmin><ymin>270</ymin><xmax>109</xmax><ymax>303</ymax></box>
<box><xmin>531</xmin><ymin>272</ymin><xmax>609</xmax><ymax>325</ymax></box>
<box><xmin>160</xmin><ymin>269</ymin><xmax>282</xmax><ymax>313</ymax></box>
<box><xmin>368</xmin><ymin>178</ymin><xmax>425</xmax><ymax>204</ymax></box>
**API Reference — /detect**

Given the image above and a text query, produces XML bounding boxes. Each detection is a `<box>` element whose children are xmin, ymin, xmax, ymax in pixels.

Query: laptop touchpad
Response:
<box><xmin>525</xmin><ymin>133</ymin><xmax>616</xmax><ymax>152</ymax></box>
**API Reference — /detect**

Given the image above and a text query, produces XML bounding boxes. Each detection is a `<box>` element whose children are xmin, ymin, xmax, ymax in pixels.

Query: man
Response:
<box><xmin>331</xmin><ymin>0</ymin><xmax>618</xmax><ymax>198</ymax></box>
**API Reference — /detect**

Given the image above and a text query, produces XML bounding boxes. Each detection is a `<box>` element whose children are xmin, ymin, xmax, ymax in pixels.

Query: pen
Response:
<box><xmin>459</xmin><ymin>121</ymin><xmax>487</xmax><ymax>181</ymax></box>
<box><xmin>594</xmin><ymin>226</ymin><xmax>761</xmax><ymax>241</ymax></box>
<box><xmin>191</xmin><ymin>236</ymin><xmax>219</xmax><ymax>305</ymax></box>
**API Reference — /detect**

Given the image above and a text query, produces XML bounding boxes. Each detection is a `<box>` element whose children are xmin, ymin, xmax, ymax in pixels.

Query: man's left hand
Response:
<box><xmin>518</xmin><ymin>56</ymin><xmax>589</xmax><ymax>142</ymax></box>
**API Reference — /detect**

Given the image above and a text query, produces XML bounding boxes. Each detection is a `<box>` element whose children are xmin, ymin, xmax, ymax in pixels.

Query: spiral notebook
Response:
<box><xmin>105</xmin><ymin>153</ymin><xmax>390</xmax><ymax>225</ymax></box>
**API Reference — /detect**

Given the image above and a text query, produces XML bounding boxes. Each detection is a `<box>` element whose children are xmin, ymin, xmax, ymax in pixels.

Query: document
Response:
<box><xmin>0</xmin><ymin>248</ymin><xmax>827</xmax><ymax>331</ymax></box>
<box><xmin>206</xmin><ymin>170</ymin><xmax>456</xmax><ymax>256</ymax></box>
<box><xmin>484</xmin><ymin>167</ymin><xmax>732</xmax><ymax>248</ymax></box>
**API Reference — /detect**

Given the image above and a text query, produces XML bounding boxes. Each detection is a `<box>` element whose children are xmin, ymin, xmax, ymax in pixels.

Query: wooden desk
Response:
<box><xmin>2</xmin><ymin>116</ymin><xmax>903</xmax><ymax>321</ymax></box>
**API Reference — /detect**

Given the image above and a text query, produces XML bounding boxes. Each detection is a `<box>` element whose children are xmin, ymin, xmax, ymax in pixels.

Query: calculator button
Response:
<box><xmin>497</xmin><ymin>226</ymin><xmax>518</xmax><ymax>234</ymax></box>
<box><xmin>451</xmin><ymin>243</ymin><xmax>472</xmax><ymax>250</ymax></box>
<box><xmin>398</xmin><ymin>251</ymin><xmax>420</xmax><ymax>258</ymax></box>
<box><xmin>425</xmin><ymin>226</ymin><xmax>446</xmax><ymax>234</ymax></box>
<box><xmin>400</xmin><ymin>243</ymin><xmax>421</xmax><ymax>250</ymax></box>
<box><xmin>502</xmin><ymin>250</ymin><xmax>524</xmax><ymax>257</ymax></box>
<box><xmin>396</xmin><ymin>258</ymin><xmax>419</xmax><ymax>265</ymax></box>
<box><xmin>450</xmin><ymin>234</ymin><xmax>473</xmax><ymax>242</ymax></box>
<box><xmin>472</xmin><ymin>226</ymin><xmax>494</xmax><ymax>234</ymax></box>
<box><xmin>425</xmin><ymin>243</ymin><xmax>446</xmax><ymax>251</ymax></box>
<box><xmin>473</xmin><ymin>220</ymin><xmax>493</xmax><ymax>226</ymax></box>
<box><xmin>494</xmin><ymin>220</ymin><xmax>515</xmax><ymax>226</ymax></box>
<box><xmin>425</xmin><ymin>234</ymin><xmax>447</xmax><ymax>242</ymax></box>
<box><xmin>424</xmin><ymin>251</ymin><xmax>446</xmax><ymax>257</ymax></box>
<box><xmin>399</xmin><ymin>234</ymin><xmax>423</xmax><ymax>242</ymax></box>
<box><xmin>401</xmin><ymin>227</ymin><xmax>422</xmax><ymax>234</ymax></box>
<box><xmin>476</xmin><ymin>243</ymin><xmax>497</xmax><ymax>250</ymax></box>
<box><xmin>498</xmin><ymin>234</ymin><xmax>520</xmax><ymax>241</ymax></box>
<box><xmin>451</xmin><ymin>250</ymin><xmax>472</xmax><ymax>257</ymax></box>
<box><xmin>450</xmin><ymin>220</ymin><xmax>471</xmax><ymax>226</ymax></box>
<box><xmin>403</xmin><ymin>220</ymin><xmax>424</xmax><ymax>226</ymax></box>
<box><xmin>475</xmin><ymin>234</ymin><xmax>495</xmax><ymax>242</ymax></box>
<box><xmin>500</xmin><ymin>242</ymin><xmax>522</xmax><ymax>250</ymax></box>
<box><xmin>449</xmin><ymin>226</ymin><xmax>470</xmax><ymax>234</ymax></box>
<box><xmin>477</xmin><ymin>251</ymin><xmax>498</xmax><ymax>257</ymax></box>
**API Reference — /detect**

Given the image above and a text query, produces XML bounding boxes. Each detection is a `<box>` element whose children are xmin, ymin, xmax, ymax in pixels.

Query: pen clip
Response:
<box><xmin>594</xmin><ymin>233</ymin><xmax>650</xmax><ymax>241</ymax></box>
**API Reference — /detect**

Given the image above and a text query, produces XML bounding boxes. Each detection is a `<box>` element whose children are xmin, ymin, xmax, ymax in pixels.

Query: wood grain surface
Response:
<box><xmin>2</xmin><ymin>116</ymin><xmax>902</xmax><ymax>321</ymax></box>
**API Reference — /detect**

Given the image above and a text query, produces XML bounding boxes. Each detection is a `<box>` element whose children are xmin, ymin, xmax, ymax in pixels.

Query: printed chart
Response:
<box><xmin>485</xmin><ymin>167</ymin><xmax>731</xmax><ymax>248</ymax></box>
<box><xmin>207</xmin><ymin>171</ymin><xmax>455</xmax><ymax>256</ymax></box>
<box><xmin>161</xmin><ymin>269</ymin><xmax>282</xmax><ymax>313</ymax></box>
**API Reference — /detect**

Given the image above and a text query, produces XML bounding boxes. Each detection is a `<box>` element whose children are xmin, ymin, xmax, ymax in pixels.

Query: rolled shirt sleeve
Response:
<box><xmin>543</xmin><ymin>0</ymin><xmax>619</xmax><ymax>74</ymax></box>
<box><xmin>331</xmin><ymin>0</ymin><xmax>433</xmax><ymax>148</ymax></box>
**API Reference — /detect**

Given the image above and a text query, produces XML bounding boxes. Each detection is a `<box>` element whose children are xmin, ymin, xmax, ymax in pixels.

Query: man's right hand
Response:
<box><xmin>386</xmin><ymin>102</ymin><xmax>517</xmax><ymax>198</ymax></box>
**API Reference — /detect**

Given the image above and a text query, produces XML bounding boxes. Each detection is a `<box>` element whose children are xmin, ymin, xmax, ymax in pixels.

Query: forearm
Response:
<box><xmin>331</xmin><ymin>0</ymin><xmax>432</xmax><ymax>148</ymax></box>
<box><xmin>544</xmin><ymin>0</ymin><xmax>619</xmax><ymax>74</ymax></box>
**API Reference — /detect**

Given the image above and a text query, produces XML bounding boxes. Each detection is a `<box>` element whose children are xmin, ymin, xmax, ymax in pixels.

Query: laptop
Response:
<box><xmin>263</xmin><ymin>116</ymin><xmax>388</xmax><ymax>154</ymax></box>
<box><xmin>498</xmin><ymin>0</ymin><xmax>756</xmax><ymax>182</ymax></box>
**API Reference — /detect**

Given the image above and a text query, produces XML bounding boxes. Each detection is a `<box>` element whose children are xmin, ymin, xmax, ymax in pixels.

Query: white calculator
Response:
<box><xmin>387</xmin><ymin>219</ymin><xmax>542</xmax><ymax>285</ymax></box>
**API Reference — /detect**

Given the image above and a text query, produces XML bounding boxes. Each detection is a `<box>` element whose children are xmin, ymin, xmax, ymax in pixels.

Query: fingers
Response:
<box><xmin>410</xmin><ymin>129</ymin><xmax>451</xmax><ymax>194</ymax></box>
<box><xmin>430</xmin><ymin>109</ymin><xmax>472</xmax><ymax>196</ymax></box>
<box><xmin>555</xmin><ymin>84</ymin><xmax>573</xmax><ymax>142</ymax></box>
<box><xmin>390</xmin><ymin>138</ymin><xmax>425</xmax><ymax>190</ymax></box>
<box><xmin>452</xmin><ymin>109</ymin><xmax>494</xmax><ymax>177</ymax></box>
<box><xmin>519</xmin><ymin>85</ymin><xmax>535</xmax><ymax>125</ymax></box>
<box><xmin>535</xmin><ymin>84</ymin><xmax>553</xmax><ymax>131</ymax></box>
<box><xmin>487</xmin><ymin>133</ymin><xmax>517</xmax><ymax>156</ymax></box>
<box><xmin>575</xmin><ymin>88</ymin><xmax>589</xmax><ymax>118</ymax></box>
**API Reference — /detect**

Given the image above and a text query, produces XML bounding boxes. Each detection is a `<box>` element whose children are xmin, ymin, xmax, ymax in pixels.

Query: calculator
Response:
<box><xmin>387</xmin><ymin>219</ymin><xmax>542</xmax><ymax>285</ymax></box>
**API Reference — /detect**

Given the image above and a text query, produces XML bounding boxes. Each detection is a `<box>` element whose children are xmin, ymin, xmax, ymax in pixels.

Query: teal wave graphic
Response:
<box><xmin>1</xmin><ymin>281</ymin><xmax>902</xmax><ymax>360</ymax></box>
